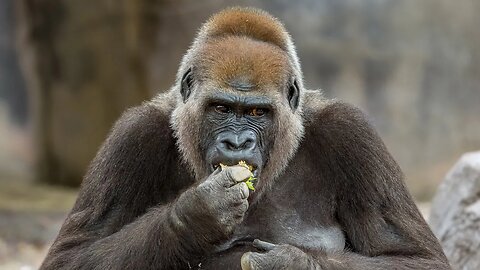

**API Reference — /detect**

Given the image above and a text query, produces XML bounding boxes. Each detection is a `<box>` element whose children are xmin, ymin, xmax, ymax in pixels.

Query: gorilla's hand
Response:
<box><xmin>241</xmin><ymin>240</ymin><xmax>322</xmax><ymax>270</ymax></box>
<box><xmin>174</xmin><ymin>165</ymin><xmax>251</xmax><ymax>245</ymax></box>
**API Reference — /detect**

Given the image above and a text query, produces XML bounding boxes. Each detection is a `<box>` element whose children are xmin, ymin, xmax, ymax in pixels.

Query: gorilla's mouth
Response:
<box><xmin>211</xmin><ymin>162</ymin><xmax>260</xmax><ymax>179</ymax></box>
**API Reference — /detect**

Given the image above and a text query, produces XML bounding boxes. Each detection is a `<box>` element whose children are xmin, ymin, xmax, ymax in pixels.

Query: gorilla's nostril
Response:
<box><xmin>220</xmin><ymin>139</ymin><xmax>238</xmax><ymax>150</ymax></box>
<box><xmin>224</xmin><ymin>139</ymin><xmax>241</xmax><ymax>150</ymax></box>
<box><xmin>220</xmin><ymin>132</ymin><xmax>256</xmax><ymax>151</ymax></box>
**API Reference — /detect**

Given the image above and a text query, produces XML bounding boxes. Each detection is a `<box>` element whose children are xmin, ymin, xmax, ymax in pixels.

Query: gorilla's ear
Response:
<box><xmin>180</xmin><ymin>67</ymin><xmax>194</xmax><ymax>103</ymax></box>
<box><xmin>288</xmin><ymin>80</ymin><xmax>300</xmax><ymax>111</ymax></box>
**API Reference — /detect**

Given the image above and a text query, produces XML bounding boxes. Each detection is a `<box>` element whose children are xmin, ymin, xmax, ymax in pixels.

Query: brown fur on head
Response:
<box><xmin>167</xmin><ymin>7</ymin><xmax>306</xmax><ymax>189</ymax></box>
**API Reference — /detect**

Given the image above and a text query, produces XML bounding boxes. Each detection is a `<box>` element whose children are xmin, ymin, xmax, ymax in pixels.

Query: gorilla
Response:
<box><xmin>41</xmin><ymin>7</ymin><xmax>450</xmax><ymax>270</ymax></box>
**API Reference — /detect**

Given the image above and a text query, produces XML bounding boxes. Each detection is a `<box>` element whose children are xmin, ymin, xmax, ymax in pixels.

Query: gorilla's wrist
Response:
<box><xmin>291</xmin><ymin>250</ymin><xmax>323</xmax><ymax>270</ymax></box>
<box><xmin>311</xmin><ymin>251</ymin><xmax>344</xmax><ymax>270</ymax></box>
<box><xmin>171</xmin><ymin>188</ymin><xmax>223</xmax><ymax>248</ymax></box>
<box><xmin>171</xmin><ymin>188</ymin><xmax>199</xmax><ymax>235</ymax></box>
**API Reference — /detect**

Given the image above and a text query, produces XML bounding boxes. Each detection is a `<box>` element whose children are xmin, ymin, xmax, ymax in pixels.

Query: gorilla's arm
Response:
<box><xmin>40</xmin><ymin>103</ymin><xmax>248</xmax><ymax>270</ymax></box>
<box><xmin>305</xmin><ymin>102</ymin><xmax>450</xmax><ymax>269</ymax></box>
<box><xmin>40</xmin><ymin>104</ymin><xmax>195</xmax><ymax>269</ymax></box>
<box><xmin>243</xmin><ymin>101</ymin><xmax>450</xmax><ymax>270</ymax></box>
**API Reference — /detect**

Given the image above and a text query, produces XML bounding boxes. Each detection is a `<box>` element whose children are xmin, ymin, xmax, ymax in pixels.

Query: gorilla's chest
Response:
<box><xmin>199</xmin><ymin>174</ymin><xmax>345</xmax><ymax>269</ymax></box>
<box><xmin>217</xmin><ymin>174</ymin><xmax>345</xmax><ymax>250</ymax></box>
<box><xmin>230</xmin><ymin>199</ymin><xmax>345</xmax><ymax>251</ymax></box>
<box><xmin>199</xmin><ymin>186</ymin><xmax>345</xmax><ymax>269</ymax></box>
<box><xmin>224</xmin><ymin>191</ymin><xmax>345</xmax><ymax>252</ymax></box>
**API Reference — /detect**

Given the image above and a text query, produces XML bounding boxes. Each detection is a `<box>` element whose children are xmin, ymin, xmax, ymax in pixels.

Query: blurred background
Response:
<box><xmin>1</xmin><ymin>0</ymin><xmax>479</xmax><ymax>268</ymax></box>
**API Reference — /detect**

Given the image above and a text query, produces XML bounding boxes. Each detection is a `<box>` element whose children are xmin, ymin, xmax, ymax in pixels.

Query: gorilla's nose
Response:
<box><xmin>218</xmin><ymin>131</ymin><xmax>256</xmax><ymax>152</ymax></box>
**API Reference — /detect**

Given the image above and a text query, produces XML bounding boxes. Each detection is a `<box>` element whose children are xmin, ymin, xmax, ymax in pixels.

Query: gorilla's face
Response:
<box><xmin>173</xmin><ymin>36</ymin><xmax>303</xmax><ymax>190</ymax></box>
<box><xmin>201</xmin><ymin>90</ymin><xmax>275</xmax><ymax>181</ymax></box>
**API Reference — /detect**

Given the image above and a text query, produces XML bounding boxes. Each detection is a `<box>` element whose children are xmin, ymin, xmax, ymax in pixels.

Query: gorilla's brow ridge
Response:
<box><xmin>206</xmin><ymin>92</ymin><xmax>273</xmax><ymax>109</ymax></box>
<box><xmin>227</xmin><ymin>80</ymin><xmax>255</xmax><ymax>91</ymax></box>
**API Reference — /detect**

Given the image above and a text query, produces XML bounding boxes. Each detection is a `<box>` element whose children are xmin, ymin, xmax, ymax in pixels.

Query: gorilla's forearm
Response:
<box><xmin>40</xmin><ymin>104</ymin><xmax>204</xmax><ymax>269</ymax></box>
<box><xmin>311</xmin><ymin>251</ymin><xmax>450</xmax><ymax>270</ymax></box>
<box><xmin>41</xmin><ymin>204</ymin><xmax>197</xmax><ymax>269</ymax></box>
<box><xmin>241</xmin><ymin>241</ymin><xmax>449</xmax><ymax>270</ymax></box>
<box><xmin>42</xmin><ymin>179</ymin><xmax>248</xmax><ymax>269</ymax></box>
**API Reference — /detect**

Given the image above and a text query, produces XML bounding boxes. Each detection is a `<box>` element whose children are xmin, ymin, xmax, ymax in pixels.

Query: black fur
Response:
<box><xmin>41</xmin><ymin>7</ymin><xmax>450</xmax><ymax>269</ymax></box>
<box><xmin>41</xmin><ymin>96</ymin><xmax>450</xmax><ymax>269</ymax></box>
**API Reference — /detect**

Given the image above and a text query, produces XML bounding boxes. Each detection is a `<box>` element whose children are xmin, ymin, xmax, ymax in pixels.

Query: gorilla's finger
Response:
<box><xmin>240</xmin><ymin>252</ymin><xmax>254</xmax><ymax>270</ymax></box>
<box><xmin>223</xmin><ymin>166</ymin><xmax>252</xmax><ymax>186</ymax></box>
<box><xmin>239</xmin><ymin>200</ymin><xmax>249</xmax><ymax>214</ymax></box>
<box><xmin>241</xmin><ymin>252</ymin><xmax>265</xmax><ymax>270</ymax></box>
<box><xmin>230</xmin><ymin>182</ymin><xmax>249</xmax><ymax>199</ymax></box>
<box><xmin>253</xmin><ymin>239</ymin><xmax>277</xmax><ymax>251</ymax></box>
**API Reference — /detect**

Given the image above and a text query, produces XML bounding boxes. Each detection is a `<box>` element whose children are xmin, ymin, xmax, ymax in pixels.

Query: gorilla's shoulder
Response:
<box><xmin>299</xmin><ymin>91</ymin><xmax>391</xmax><ymax>180</ymax></box>
<box><xmin>114</xmin><ymin>105</ymin><xmax>169</xmax><ymax>135</ymax></box>
<box><xmin>107</xmin><ymin>95</ymin><xmax>176</xmax><ymax>146</ymax></box>
<box><xmin>302</xmin><ymin>90</ymin><xmax>376</xmax><ymax>138</ymax></box>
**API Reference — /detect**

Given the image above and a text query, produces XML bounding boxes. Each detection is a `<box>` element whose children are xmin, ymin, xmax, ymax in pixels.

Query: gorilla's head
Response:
<box><xmin>170</xmin><ymin>7</ymin><xmax>305</xmax><ymax>193</ymax></box>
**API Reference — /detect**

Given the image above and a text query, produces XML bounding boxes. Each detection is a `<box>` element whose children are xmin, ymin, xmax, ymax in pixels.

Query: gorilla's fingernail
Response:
<box><xmin>230</xmin><ymin>166</ymin><xmax>252</xmax><ymax>181</ymax></box>
<box><xmin>240</xmin><ymin>182</ymin><xmax>249</xmax><ymax>198</ymax></box>
<box><xmin>240</xmin><ymin>252</ymin><xmax>253</xmax><ymax>270</ymax></box>
<box><xmin>253</xmin><ymin>239</ymin><xmax>277</xmax><ymax>251</ymax></box>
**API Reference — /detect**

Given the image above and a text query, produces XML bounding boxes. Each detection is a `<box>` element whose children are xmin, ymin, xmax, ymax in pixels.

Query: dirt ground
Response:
<box><xmin>0</xmin><ymin>177</ymin><xmax>76</xmax><ymax>269</ymax></box>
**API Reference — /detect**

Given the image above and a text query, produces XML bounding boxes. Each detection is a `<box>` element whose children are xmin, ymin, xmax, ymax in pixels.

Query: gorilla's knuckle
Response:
<box><xmin>206</xmin><ymin>172</ymin><xmax>228</xmax><ymax>189</ymax></box>
<box><xmin>239</xmin><ymin>200</ymin><xmax>249</xmax><ymax>212</ymax></box>
<box><xmin>234</xmin><ymin>213</ymin><xmax>245</xmax><ymax>221</ymax></box>
<box><xmin>218</xmin><ymin>214</ymin><xmax>235</xmax><ymax>228</ymax></box>
<box><xmin>227</xmin><ymin>182</ymin><xmax>248</xmax><ymax>202</ymax></box>
<box><xmin>234</xmin><ymin>205</ymin><xmax>245</xmax><ymax>216</ymax></box>
<box><xmin>231</xmin><ymin>202</ymin><xmax>247</xmax><ymax>221</ymax></box>
<box><xmin>238</xmin><ymin>182</ymin><xmax>249</xmax><ymax>199</ymax></box>
<box><xmin>199</xmin><ymin>181</ymin><xmax>220</xmax><ymax>196</ymax></box>
<box><xmin>218</xmin><ymin>169</ymin><xmax>236</xmax><ymax>186</ymax></box>
<box><xmin>226</xmin><ymin>189</ymin><xmax>242</xmax><ymax>204</ymax></box>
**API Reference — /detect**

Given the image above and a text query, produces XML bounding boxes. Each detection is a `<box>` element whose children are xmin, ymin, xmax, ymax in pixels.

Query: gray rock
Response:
<box><xmin>430</xmin><ymin>151</ymin><xmax>480</xmax><ymax>270</ymax></box>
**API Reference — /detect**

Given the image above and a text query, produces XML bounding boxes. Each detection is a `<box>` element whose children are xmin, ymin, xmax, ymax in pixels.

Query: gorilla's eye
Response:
<box><xmin>249</xmin><ymin>108</ymin><xmax>267</xmax><ymax>117</ymax></box>
<box><xmin>214</xmin><ymin>105</ymin><xmax>231</xmax><ymax>114</ymax></box>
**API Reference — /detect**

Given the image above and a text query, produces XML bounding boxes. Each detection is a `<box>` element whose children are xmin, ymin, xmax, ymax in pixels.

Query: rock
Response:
<box><xmin>430</xmin><ymin>151</ymin><xmax>480</xmax><ymax>270</ymax></box>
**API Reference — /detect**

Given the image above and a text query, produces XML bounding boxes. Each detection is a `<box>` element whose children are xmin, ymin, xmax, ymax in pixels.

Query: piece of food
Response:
<box><xmin>220</xmin><ymin>161</ymin><xmax>256</xmax><ymax>191</ymax></box>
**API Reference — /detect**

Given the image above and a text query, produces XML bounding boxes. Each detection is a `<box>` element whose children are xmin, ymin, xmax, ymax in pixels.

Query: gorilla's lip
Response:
<box><xmin>210</xmin><ymin>162</ymin><xmax>260</xmax><ymax>178</ymax></box>
<box><xmin>212</xmin><ymin>162</ymin><xmax>257</xmax><ymax>170</ymax></box>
